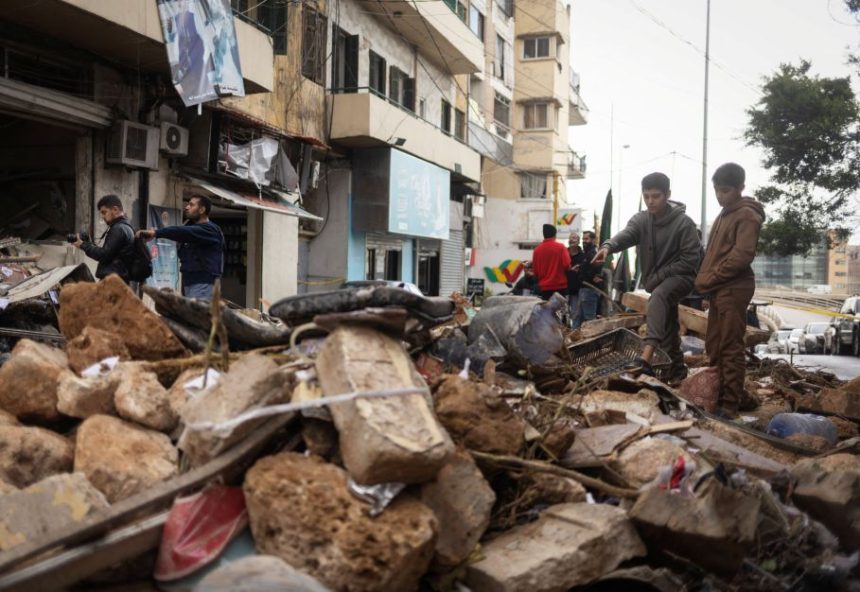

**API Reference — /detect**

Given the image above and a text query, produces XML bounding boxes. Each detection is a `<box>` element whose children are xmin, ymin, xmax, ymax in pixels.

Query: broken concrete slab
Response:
<box><xmin>578</xmin><ymin>389</ymin><xmax>662</xmax><ymax>424</ymax></box>
<box><xmin>316</xmin><ymin>326</ymin><xmax>454</xmax><ymax>485</ymax></box>
<box><xmin>466</xmin><ymin>502</ymin><xmax>645</xmax><ymax>592</ymax></box>
<box><xmin>562</xmin><ymin>424</ymin><xmax>641</xmax><ymax>469</ymax></box>
<box><xmin>179</xmin><ymin>355</ymin><xmax>293</xmax><ymax>468</ymax></box>
<box><xmin>434</xmin><ymin>375</ymin><xmax>525</xmax><ymax>456</ymax></box>
<box><xmin>193</xmin><ymin>555</ymin><xmax>332</xmax><ymax>592</ymax></box>
<box><xmin>65</xmin><ymin>326</ymin><xmax>130</xmax><ymax>374</ymax></box>
<box><xmin>420</xmin><ymin>449</ymin><xmax>495</xmax><ymax>570</ymax></box>
<box><xmin>0</xmin><ymin>339</ymin><xmax>68</xmax><ymax>423</ymax></box>
<box><xmin>56</xmin><ymin>370</ymin><xmax>120</xmax><ymax>419</ymax></box>
<box><xmin>165</xmin><ymin>367</ymin><xmax>221</xmax><ymax>420</ymax></box>
<box><xmin>244</xmin><ymin>452</ymin><xmax>437</xmax><ymax>592</ymax></box>
<box><xmin>114</xmin><ymin>363</ymin><xmax>177</xmax><ymax>432</ymax></box>
<box><xmin>0</xmin><ymin>472</ymin><xmax>109</xmax><ymax>551</ymax></box>
<box><xmin>58</xmin><ymin>275</ymin><xmax>187</xmax><ymax>361</ymax></box>
<box><xmin>630</xmin><ymin>479</ymin><xmax>761</xmax><ymax>575</ymax></box>
<box><xmin>521</xmin><ymin>473</ymin><xmax>587</xmax><ymax>506</ymax></box>
<box><xmin>0</xmin><ymin>424</ymin><xmax>74</xmax><ymax>488</ymax></box>
<box><xmin>614</xmin><ymin>437</ymin><xmax>693</xmax><ymax>488</ymax></box>
<box><xmin>791</xmin><ymin>455</ymin><xmax>860</xmax><ymax>550</ymax></box>
<box><xmin>0</xmin><ymin>409</ymin><xmax>19</xmax><ymax>426</ymax></box>
<box><xmin>806</xmin><ymin>387</ymin><xmax>860</xmax><ymax>418</ymax></box>
<box><xmin>74</xmin><ymin>414</ymin><xmax>178</xmax><ymax>503</ymax></box>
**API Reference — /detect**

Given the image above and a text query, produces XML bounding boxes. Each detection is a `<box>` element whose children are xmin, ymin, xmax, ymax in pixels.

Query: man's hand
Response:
<box><xmin>72</xmin><ymin>235</ymin><xmax>83</xmax><ymax>249</ymax></box>
<box><xmin>137</xmin><ymin>229</ymin><xmax>156</xmax><ymax>240</ymax></box>
<box><xmin>591</xmin><ymin>246</ymin><xmax>609</xmax><ymax>265</ymax></box>
<box><xmin>592</xmin><ymin>275</ymin><xmax>603</xmax><ymax>285</ymax></box>
<box><xmin>571</xmin><ymin>264</ymin><xmax>581</xmax><ymax>273</ymax></box>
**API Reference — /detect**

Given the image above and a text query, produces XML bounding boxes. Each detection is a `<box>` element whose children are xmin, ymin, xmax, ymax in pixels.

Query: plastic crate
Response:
<box><xmin>568</xmin><ymin>328</ymin><xmax>671</xmax><ymax>380</ymax></box>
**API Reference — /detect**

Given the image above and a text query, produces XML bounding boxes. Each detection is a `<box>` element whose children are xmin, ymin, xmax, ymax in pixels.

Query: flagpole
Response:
<box><xmin>700</xmin><ymin>0</ymin><xmax>711</xmax><ymax>244</ymax></box>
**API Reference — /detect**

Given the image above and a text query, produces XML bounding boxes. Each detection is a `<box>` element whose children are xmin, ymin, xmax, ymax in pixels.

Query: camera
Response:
<box><xmin>66</xmin><ymin>231</ymin><xmax>90</xmax><ymax>243</ymax></box>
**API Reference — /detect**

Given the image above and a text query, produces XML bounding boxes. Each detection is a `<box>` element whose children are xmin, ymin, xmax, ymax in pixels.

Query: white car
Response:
<box><xmin>787</xmin><ymin>328</ymin><xmax>804</xmax><ymax>353</ymax></box>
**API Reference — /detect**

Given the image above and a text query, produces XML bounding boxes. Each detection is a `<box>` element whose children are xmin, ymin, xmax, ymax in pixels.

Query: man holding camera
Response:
<box><xmin>73</xmin><ymin>194</ymin><xmax>135</xmax><ymax>283</ymax></box>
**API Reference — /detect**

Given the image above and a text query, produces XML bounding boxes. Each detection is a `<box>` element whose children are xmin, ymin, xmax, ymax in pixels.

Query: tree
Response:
<box><xmin>745</xmin><ymin>61</ymin><xmax>859</xmax><ymax>256</ymax></box>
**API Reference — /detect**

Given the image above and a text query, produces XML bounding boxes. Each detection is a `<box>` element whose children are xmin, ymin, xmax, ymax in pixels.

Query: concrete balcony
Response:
<box><xmin>468</xmin><ymin>122</ymin><xmax>513</xmax><ymax>166</ymax></box>
<box><xmin>0</xmin><ymin>0</ymin><xmax>274</xmax><ymax>93</ymax></box>
<box><xmin>356</xmin><ymin>0</ymin><xmax>483</xmax><ymax>74</ymax></box>
<box><xmin>328</xmin><ymin>90</ymin><xmax>481</xmax><ymax>182</ymax></box>
<box><xmin>566</xmin><ymin>150</ymin><xmax>587</xmax><ymax>179</ymax></box>
<box><xmin>568</xmin><ymin>71</ymin><xmax>588</xmax><ymax>126</ymax></box>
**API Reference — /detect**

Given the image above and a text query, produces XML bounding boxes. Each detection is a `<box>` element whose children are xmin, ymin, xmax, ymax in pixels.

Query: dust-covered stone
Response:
<box><xmin>0</xmin><ymin>424</ymin><xmax>74</xmax><ymax>488</ymax></box>
<box><xmin>56</xmin><ymin>370</ymin><xmax>119</xmax><ymax>419</ymax></box>
<box><xmin>65</xmin><ymin>326</ymin><xmax>130</xmax><ymax>374</ymax></box>
<box><xmin>0</xmin><ymin>339</ymin><xmax>68</xmax><ymax>423</ymax></box>
<box><xmin>114</xmin><ymin>363</ymin><xmax>177</xmax><ymax>432</ymax></box>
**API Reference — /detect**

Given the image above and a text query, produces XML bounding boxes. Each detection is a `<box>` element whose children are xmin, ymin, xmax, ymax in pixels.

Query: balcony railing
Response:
<box><xmin>468</xmin><ymin>122</ymin><xmax>513</xmax><ymax>165</ymax></box>
<box><xmin>569</xmin><ymin>70</ymin><xmax>589</xmax><ymax>125</ymax></box>
<box><xmin>567</xmin><ymin>150</ymin><xmax>586</xmax><ymax>179</ymax></box>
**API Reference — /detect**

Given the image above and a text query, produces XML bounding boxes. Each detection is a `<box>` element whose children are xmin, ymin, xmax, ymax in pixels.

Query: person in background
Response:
<box><xmin>576</xmin><ymin>230</ymin><xmax>604</xmax><ymax>326</ymax></box>
<box><xmin>567</xmin><ymin>233</ymin><xmax>585</xmax><ymax>327</ymax></box>
<box><xmin>532</xmin><ymin>223</ymin><xmax>571</xmax><ymax>300</ymax></box>
<box><xmin>592</xmin><ymin>172</ymin><xmax>701</xmax><ymax>383</ymax></box>
<box><xmin>74</xmin><ymin>194</ymin><xmax>134</xmax><ymax>284</ymax></box>
<box><xmin>138</xmin><ymin>194</ymin><xmax>225</xmax><ymax>300</ymax></box>
<box><xmin>511</xmin><ymin>261</ymin><xmax>538</xmax><ymax>296</ymax></box>
<box><xmin>695</xmin><ymin>163</ymin><xmax>765</xmax><ymax>418</ymax></box>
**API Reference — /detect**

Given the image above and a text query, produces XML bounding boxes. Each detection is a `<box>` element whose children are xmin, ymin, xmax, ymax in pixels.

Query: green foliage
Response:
<box><xmin>745</xmin><ymin>61</ymin><xmax>860</xmax><ymax>255</ymax></box>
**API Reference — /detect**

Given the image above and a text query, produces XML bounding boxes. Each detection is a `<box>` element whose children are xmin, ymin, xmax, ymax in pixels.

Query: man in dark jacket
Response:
<box><xmin>138</xmin><ymin>195</ymin><xmax>225</xmax><ymax>300</ymax></box>
<box><xmin>592</xmin><ymin>172</ymin><xmax>701</xmax><ymax>381</ymax></box>
<box><xmin>576</xmin><ymin>230</ymin><xmax>604</xmax><ymax>326</ymax></box>
<box><xmin>567</xmin><ymin>233</ymin><xmax>584</xmax><ymax>326</ymax></box>
<box><xmin>695</xmin><ymin>163</ymin><xmax>764</xmax><ymax>418</ymax></box>
<box><xmin>74</xmin><ymin>194</ymin><xmax>134</xmax><ymax>283</ymax></box>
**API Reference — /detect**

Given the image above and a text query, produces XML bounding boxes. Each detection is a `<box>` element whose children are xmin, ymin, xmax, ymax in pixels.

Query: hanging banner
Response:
<box><xmin>555</xmin><ymin>208</ymin><xmax>582</xmax><ymax>235</ymax></box>
<box><xmin>156</xmin><ymin>0</ymin><xmax>245</xmax><ymax>106</ymax></box>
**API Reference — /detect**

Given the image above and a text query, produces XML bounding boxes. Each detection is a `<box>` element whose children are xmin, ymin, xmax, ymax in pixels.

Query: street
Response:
<box><xmin>760</xmin><ymin>353</ymin><xmax>860</xmax><ymax>381</ymax></box>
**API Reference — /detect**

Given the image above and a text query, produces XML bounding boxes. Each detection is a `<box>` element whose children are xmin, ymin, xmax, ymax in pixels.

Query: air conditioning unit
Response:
<box><xmin>106</xmin><ymin>121</ymin><xmax>159</xmax><ymax>170</ymax></box>
<box><xmin>159</xmin><ymin>122</ymin><xmax>189</xmax><ymax>157</ymax></box>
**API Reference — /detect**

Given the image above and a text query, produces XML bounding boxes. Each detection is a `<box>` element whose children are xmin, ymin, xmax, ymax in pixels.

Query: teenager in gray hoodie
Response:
<box><xmin>592</xmin><ymin>172</ymin><xmax>701</xmax><ymax>381</ymax></box>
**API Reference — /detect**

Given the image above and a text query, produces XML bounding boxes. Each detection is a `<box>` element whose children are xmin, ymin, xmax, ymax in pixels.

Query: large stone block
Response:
<box><xmin>179</xmin><ymin>355</ymin><xmax>292</xmax><ymax>467</ymax></box>
<box><xmin>114</xmin><ymin>363</ymin><xmax>177</xmax><ymax>432</ymax></box>
<box><xmin>466</xmin><ymin>503</ymin><xmax>645</xmax><ymax>591</ymax></box>
<box><xmin>75</xmin><ymin>415</ymin><xmax>178</xmax><ymax>503</ymax></box>
<box><xmin>420</xmin><ymin>449</ymin><xmax>495</xmax><ymax>569</ymax></box>
<box><xmin>244</xmin><ymin>452</ymin><xmax>437</xmax><ymax>592</ymax></box>
<box><xmin>65</xmin><ymin>326</ymin><xmax>130</xmax><ymax>374</ymax></box>
<box><xmin>792</xmin><ymin>456</ymin><xmax>860</xmax><ymax>550</ymax></box>
<box><xmin>613</xmin><ymin>437</ymin><xmax>693</xmax><ymax>488</ymax></box>
<box><xmin>0</xmin><ymin>472</ymin><xmax>109</xmax><ymax>551</ymax></box>
<box><xmin>316</xmin><ymin>326</ymin><xmax>454</xmax><ymax>485</ymax></box>
<box><xmin>0</xmin><ymin>339</ymin><xmax>68</xmax><ymax>422</ymax></box>
<box><xmin>434</xmin><ymin>375</ymin><xmax>525</xmax><ymax>456</ymax></box>
<box><xmin>58</xmin><ymin>275</ymin><xmax>186</xmax><ymax>361</ymax></box>
<box><xmin>0</xmin><ymin>424</ymin><xmax>74</xmax><ymax>488</ymax></box>
<box><xmin>193</xmin><ymin>555</ymin><xmax>331</xmax><ymax>592</ymax></box>
<box><xmin>56</xmin><ymin>370</ymin><xmax>120</xmax><ymax>419</ymax></box>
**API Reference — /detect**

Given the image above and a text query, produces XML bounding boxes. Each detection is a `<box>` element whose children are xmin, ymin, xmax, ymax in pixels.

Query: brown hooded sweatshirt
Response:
<box><xmin>695</xmin><ymin>196</ymin><xmax>765</xmax><ymax>294</ymax></box>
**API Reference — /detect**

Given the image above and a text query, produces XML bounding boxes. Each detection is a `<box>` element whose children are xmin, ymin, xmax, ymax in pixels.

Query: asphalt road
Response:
<box><xmin>760</xmin><ymin>353</ymin><xmax>860</xmax><ymax>381</ymax></box>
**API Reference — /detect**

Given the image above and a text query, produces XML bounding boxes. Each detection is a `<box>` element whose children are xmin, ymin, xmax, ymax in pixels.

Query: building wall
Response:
<box><xmin>262</xmin><ymin>211</ymin><xmax>299</xmax><ymax>302</ymax></box>
<box><xmin>828</xmin><ymin>239</ymin><xmax>850</xmax><ymax>294</ymax></box>
<box><xmin>752</xmin><ymin>244</ymin><xmax>829</xmax><ymax>290</ymax></box>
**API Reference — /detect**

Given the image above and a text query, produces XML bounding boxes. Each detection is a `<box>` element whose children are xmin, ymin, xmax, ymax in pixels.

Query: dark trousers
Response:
<box><xmin>540</xmin><ymin>288</ymin><xmax>569</xmax><ymax>300</ymax></box>
<box><xmin>705</xmin><ymin>279</ymin><xmax>755</xmax><ymax>412</ymax></box>
<box><xmin>645</xmin><ymin>276</ymin><xmax>694</xmax><ymax>367</ymax></box>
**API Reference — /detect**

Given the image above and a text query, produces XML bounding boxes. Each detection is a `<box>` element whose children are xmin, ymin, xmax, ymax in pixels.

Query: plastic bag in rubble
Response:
<box><xmin>678</xmin><ymin>366</ymin><xmax>719</xmax><ymax>413</ymax></box>
<box><xmin>680</xmin><ymin>335</ymin><xmax>706</xmax><ymax>355</ymax></box>
<box><xmin>467</xmin><ymin>293</ymin><xmax>566</xmax><ymax>367</ymax></box>
<box><xmin>154</xmin><ymin>486</ymin><xmax>248</xmax><ymax>582</ymax></box>
<box><xmin>432</xmin><ymin>327</ymin><xmax>507</xmax><ymax>375</ymax></box>
<box><xmin>347</xmin><ymin>479</ymin><xmax>406</xmax><ymax>517</ymax></box>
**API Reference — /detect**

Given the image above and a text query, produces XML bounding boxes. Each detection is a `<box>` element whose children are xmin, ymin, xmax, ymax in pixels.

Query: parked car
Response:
<box><xmin>835</xmin><ymin>295</ymin><xmax>860</xmax><ymax>356</ymax></box>
<box><xmin>766</xmin><ymin>329</ymin><xmax>792</xmax><ymax>354</ymax></box>
<box><xmin>787</xmin><ymin>328</ymin><xmax>805</xmax><ymax>354</ymax></box>
<box><xmin>800</xmin><ymin>322</ymin><xmax>830</xmax><ymax>354</ymax></box>
<box><xmin>807</xmin><ymin>284</ymin><xmax>832</xmax><ymax>294</ymax></box>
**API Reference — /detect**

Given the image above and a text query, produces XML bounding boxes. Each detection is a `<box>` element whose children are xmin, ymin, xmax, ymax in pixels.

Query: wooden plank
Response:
<box><xmin>621</xmin><ymin>292</ymin><xmax>770</xmax><ymax>346</ymax></box>
<box><xmin>0</xmin><ymin>513</ymin><xmax>167</xmax><ymax>592</ymax></box>
<box><xmin>578</xmin><ymin>315</ymin><xmax>646</xmax><ymax>339</ymax></box>
<box><xmin>0</xmin><ymin>413</ymin><xmax>297</xmax><ymax>577</ymax></box>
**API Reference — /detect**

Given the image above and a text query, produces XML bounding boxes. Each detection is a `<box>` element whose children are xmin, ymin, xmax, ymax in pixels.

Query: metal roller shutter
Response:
<box><xmin>439</xmin><ymin>229</ymin><xmax>465</xmax><ymax>298</ymax></box>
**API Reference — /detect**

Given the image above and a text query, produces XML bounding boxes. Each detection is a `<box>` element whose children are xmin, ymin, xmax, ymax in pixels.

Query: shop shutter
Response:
<box><xmin>439</xmin><ymin>229</ymin><xmax>465</xmax><ymax>298</ymax></box>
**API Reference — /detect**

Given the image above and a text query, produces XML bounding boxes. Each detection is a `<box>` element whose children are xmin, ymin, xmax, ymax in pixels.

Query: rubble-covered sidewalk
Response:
<box><xmin>1</xmin><ymin>272</ymin><xmax>859</xmax><ymax>591</ymax></box>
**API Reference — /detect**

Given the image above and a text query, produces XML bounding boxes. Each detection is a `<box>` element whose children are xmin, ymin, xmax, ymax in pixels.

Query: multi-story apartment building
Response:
<box><xmin>467</xmin><ymin>0</ymin><xmax>588</xmax><ymax>291</ymax></box>
<box><xmin>828</xmin><ymin>235</ymin><xmax>851</xmax><ymax>295</ymax></box>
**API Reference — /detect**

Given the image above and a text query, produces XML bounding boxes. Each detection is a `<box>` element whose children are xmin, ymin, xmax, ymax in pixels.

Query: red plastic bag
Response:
<box><xmin>679</xmin><ymin>367</ymin><xmax>720</xmax><ymax>413</ymax></box>
<box><xmin>154</xmin><ymin>486</ymin><xmax>248</xmax><ymax>581</ymax></box>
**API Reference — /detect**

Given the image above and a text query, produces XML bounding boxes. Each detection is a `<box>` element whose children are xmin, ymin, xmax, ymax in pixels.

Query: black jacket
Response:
<box><xmin>567</xmin><ymin>248</ymin><xmax>585</xmax><ymax>292</ymax></box>
<box><xmin>81</xmin><ymin>218</ymin><xmax>135</xmax><ymax>281</ymax></box>
<box><xmin>155</xmin><ymin>221</ymin><xmax>225</xmax><ymax>285</ymax></box>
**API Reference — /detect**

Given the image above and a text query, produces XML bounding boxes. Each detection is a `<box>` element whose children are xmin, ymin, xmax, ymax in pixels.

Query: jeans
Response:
<box><xmin>577</xmin><ymin>287</ymin><xmax>600</xmax><ymax>325</ymax></box>
<box><xmin>183</xmin><ymin>281</ymin><xmax>214</xmax><ymax>300</ymax></box>
<box><xmin>569</xmin><ymin>292</ymin><xmax>581</xmax><ymax>328</ymax></box>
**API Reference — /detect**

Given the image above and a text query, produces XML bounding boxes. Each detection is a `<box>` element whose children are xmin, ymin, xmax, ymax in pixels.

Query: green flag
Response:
<box><xmin>599</xmin><ymin>189</ymin><xmax>613</xmax><ymax>265</ymax></box>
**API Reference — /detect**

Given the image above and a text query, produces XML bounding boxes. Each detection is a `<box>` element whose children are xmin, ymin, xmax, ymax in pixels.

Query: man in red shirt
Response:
<box><xmin>532</xmin><ymin>223</ymin><xmax>571</xmax><ymax>300</ymax></box>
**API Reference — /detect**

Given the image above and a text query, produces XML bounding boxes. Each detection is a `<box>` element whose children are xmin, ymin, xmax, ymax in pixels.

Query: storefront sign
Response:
<box><xmin>388</xmin><ymin>149</ymin><xmax>450</xmax><ymax>240</ymax></box>
<box><xmin>467</xmin><ymin>278</ymin><xmax>485</xmax><ymax>296</ymax></box>
<box><xmin>156</xmin><ymin>0</ymin><xmax>245</xmax><ymax>107</ymax></box>
<box><xmin>556</xmin><ymin>208</ymin><xmax>583</xmax><ymax>235</ymax></box>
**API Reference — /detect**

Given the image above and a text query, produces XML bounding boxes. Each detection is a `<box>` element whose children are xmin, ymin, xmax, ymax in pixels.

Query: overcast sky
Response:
<box><xmin>567</xmin><ymin>0</ymin><xmax>860</xmax><ymax>241</ymax></box>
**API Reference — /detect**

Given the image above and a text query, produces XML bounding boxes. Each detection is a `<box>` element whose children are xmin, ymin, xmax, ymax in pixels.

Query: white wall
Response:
<box><xmin>262</xmin><ymin>211</ymin><xmax>299</xmax><ymax>305</ymax></box>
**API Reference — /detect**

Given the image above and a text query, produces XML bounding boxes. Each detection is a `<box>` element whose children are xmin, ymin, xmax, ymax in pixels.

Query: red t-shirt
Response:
<box><xmin>532</xmin><ymin>238</ymin><xmax>571</xmax><ymax>292</ymax></box>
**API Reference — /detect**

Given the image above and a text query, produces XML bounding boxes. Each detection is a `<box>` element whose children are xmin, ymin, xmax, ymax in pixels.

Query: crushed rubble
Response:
<box><xmin>0</xmin><ymin>280</ymin><xmax>858</xmax><ymax>591</ymax></box>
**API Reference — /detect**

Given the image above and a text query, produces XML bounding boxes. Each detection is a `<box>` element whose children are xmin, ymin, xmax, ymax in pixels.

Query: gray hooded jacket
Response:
<box><xmin>603</xmin><ymin>200</ymin><xmax>701</xmax><ymax>288</ymax></box>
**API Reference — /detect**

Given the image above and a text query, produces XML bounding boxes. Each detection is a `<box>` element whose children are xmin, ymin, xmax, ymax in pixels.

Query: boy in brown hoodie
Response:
<box><xmin>695</xmin><ymin>163</ymin><xmax>765</xmax><ymax>417</ymax></box>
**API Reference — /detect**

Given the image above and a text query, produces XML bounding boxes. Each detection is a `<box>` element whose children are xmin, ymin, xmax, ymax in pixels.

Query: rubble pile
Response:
<box><xmin>0</xmin><ymin>277</ymin><xmax>859</xmax><ymax>591</ymax></box>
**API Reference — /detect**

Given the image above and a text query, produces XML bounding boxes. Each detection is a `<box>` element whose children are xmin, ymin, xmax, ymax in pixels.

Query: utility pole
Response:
<box><xmin>700</xmin><ymin>0</ymin><xmax>711</xmax><ymax>244</ymax></box>
<box><xmin>552</xmin><ymin>170</ymin><xmax>560</xmax><ymax>229</ymax></box>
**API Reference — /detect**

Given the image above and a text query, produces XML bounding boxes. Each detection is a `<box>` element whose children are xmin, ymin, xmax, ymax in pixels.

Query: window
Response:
<box><xmin>302</xmin><ymin>8</ymin><xmax>327</xmax><ymax>84</ymax></box>
<box><xmin>836</xmin><ymin>271</ymin><xmax>847</xmax><ymax>277</ymax></box>
<box><xmin>469</xmin><ymin>6</ymin><xmax>485</xmax><ymax>40</ymax></box>
<box><xmin>523</xmin><ymin>37</ymin><xmax>551</xmax><ymax>59</ymax></box>
<box><xmin>441</xmin><ymin>100</ymin><xmax>453</xmax><ymax>134</ymax></box>
<box><xmin>493</xmin><ymin>92</ymin><xmax>511</xmax><ymax>135</ymax></box>
<box><xmin>495</xmin><ymin>35</ymin><xmax>505</xmax><ymax>80</ymax></box>
<box><xmin>384</xmin><ymin>250</ymin><xmax>401</xmax><ymax>281</ymax></box>
<box><xmin>495</xmin><ymin>0</ymin><xmax>513</xmax><ymax>18</ymax></box>
<box><xmin>369</xmin><ymin>51</ymin><xmax>387</xmax><ymax>96</ymax></box>
<box><xmin>231</xmin><ymin>0</ymin><xmax>248</xmax><ymax>12</ymax></box>
<box><xmin>523</xmin><ymin>103</ymin><xmax>550</xmax><ymax>129</ymax></box>
<box><xmin>835</xmin><ymin>259</ymin><xmax>846</xmax><ymax>265</ymax></box>
<box><xmin>454</xmin><ymin>108</ymin><xmax>466</xmax><ymax>141</ymax></box>
<box><xmin>521</xmin><ymin>173</ymin><xmax>547</xmax><ymax>199</ymax></box>
<box><xmin>331</xmin><ymin>26</ymin><xmax>358</xmax><ymax>91</ymax></box>
<box><xmin>419</xmin><ymin>99</ymin><xmax>426</xmax><ymax>118</ymax></box>
<box><xmin>366</xmin><ymin>248</ymin><xmax>377</xmax><ymax>279</ymax></box>
<box><xmin>456</xmin><ymin>0</ymin><xmax>467</xmax><ymax>21</ymax></box>
<box><xmin>256</xmin><ymin>0</ymin><xmax>288</xmax><ymax>54</ymax></box>
<box><xmin>389</xmin><ymin>67</ymin><xmax>415</xmax><ymax>111</ymax></box>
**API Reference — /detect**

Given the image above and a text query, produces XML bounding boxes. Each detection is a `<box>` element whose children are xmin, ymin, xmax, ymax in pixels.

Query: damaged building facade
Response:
<box><xmin>0</xmin><ymin>1</ymin><xmax>320</xmax><ymax>308</ymax></box>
